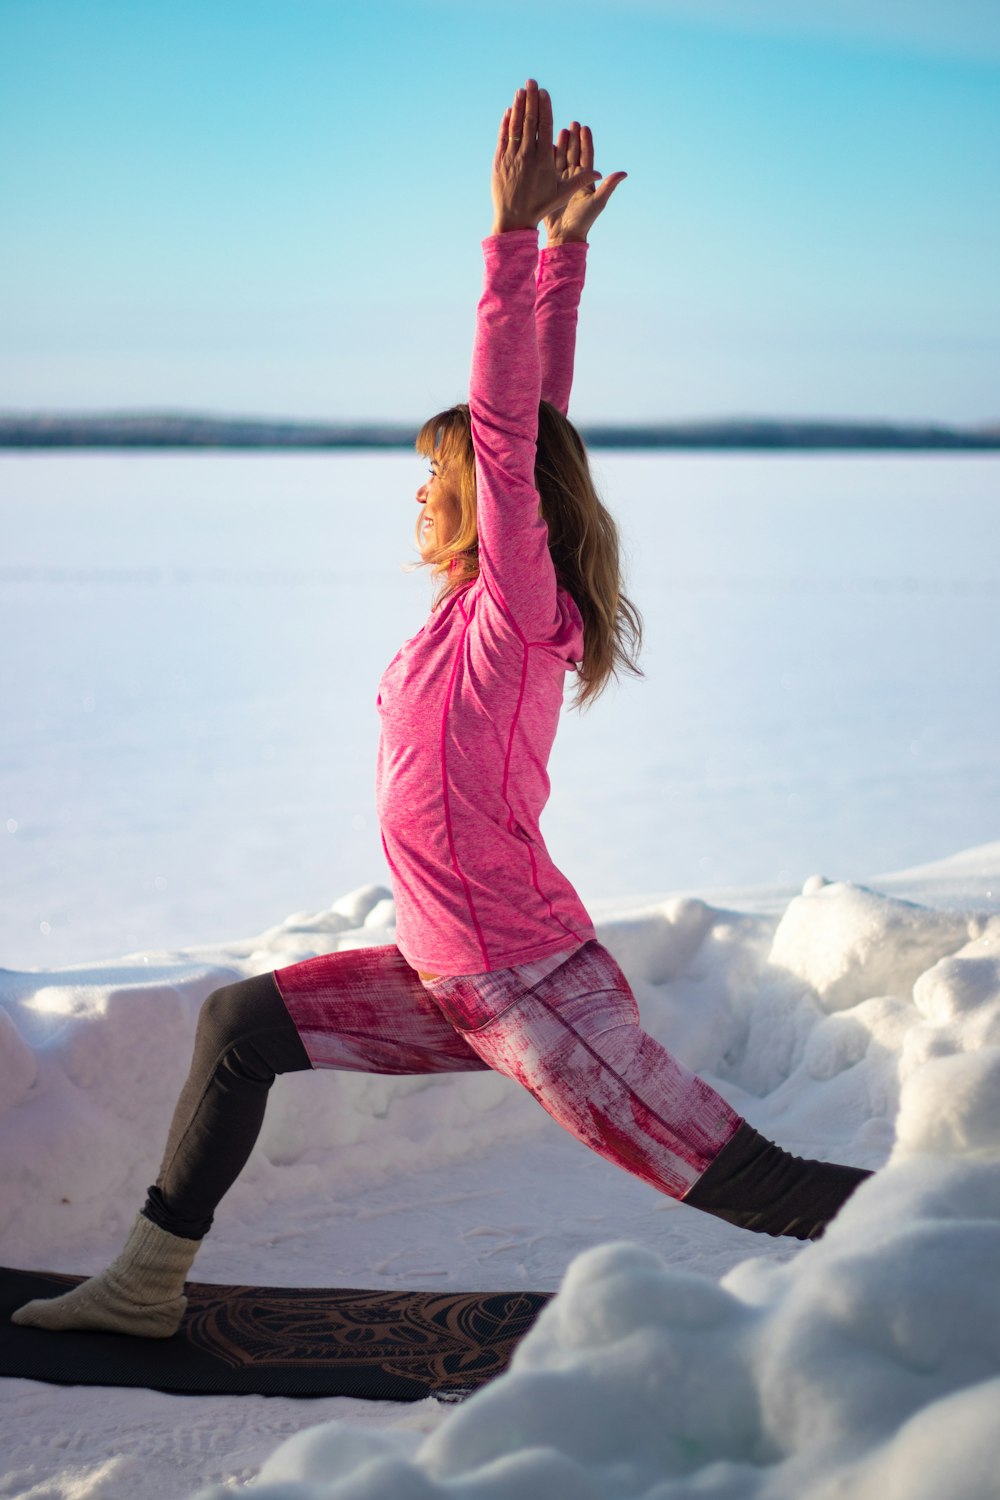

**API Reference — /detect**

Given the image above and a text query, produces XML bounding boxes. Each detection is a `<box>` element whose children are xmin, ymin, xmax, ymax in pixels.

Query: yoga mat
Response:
<box><xmin>0</xmin><ymin>1266</ymin><xmax>552</xmax><ymax>1402</ymax></box>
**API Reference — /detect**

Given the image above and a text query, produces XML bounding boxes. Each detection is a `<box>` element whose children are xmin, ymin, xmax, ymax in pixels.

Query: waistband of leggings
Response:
<box><xmin>418</xmin><ymin>939</ymin><xmax>586</xmax><ymax>993</ymax></box>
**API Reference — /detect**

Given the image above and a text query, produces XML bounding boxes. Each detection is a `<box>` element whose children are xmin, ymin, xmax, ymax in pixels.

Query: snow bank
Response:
<box><xmin>187</xmin><ymin>1135</ymin><xmax>1000</xmax><ymax>1500</ymax></box>
<box><xmin>3</xmin><ymin>868</ymin><xmax>1000</xmax><ymax>1498</ymax></box>
<box><xmin>0</xmin><ymin>884</ymin><xmax>532</xmax><ymax>1262</ymax></box>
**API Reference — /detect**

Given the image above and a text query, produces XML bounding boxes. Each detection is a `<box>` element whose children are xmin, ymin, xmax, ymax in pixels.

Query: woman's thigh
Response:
<box><xmin>272</xmin><ymin>943</ymin><xmax>490</xmax><ymax>1075</ymax></box>
<box><xmin>427</xmin><ymin>941</ymin><xmax>742</xmax><ymax>1197</ymax></box>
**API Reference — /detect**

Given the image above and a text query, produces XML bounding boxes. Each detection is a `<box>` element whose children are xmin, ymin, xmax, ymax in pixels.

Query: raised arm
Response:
<box><xmin>537</xmin><ymin>123</ymin><xmax>626</xmax><ymax>414</ymax></box>
<box><xmin>470</xmin><ymin>82</ymin><xmax>624</xmax><ymax>639</ymax></box>
<box><xmin>469</xmin><ymin>229</ymin><xmax>557</xmax><ymax>640</ymax></box>
<box><xmin>535</xmin><ymin>241</ymin><xmax>588</xmax><ymax>416</ymax></box>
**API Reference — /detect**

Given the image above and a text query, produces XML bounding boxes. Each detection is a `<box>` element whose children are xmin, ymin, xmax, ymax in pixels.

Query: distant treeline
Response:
<box><xmin>2</xmin><ymin>411</ymin><xmax>999</xmax><ymax>451</ymax></box>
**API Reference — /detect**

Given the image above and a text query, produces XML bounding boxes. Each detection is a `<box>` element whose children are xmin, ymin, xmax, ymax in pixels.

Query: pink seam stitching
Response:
<box><xmin>525</xmin><ymin>836</ymin><xmax>587</xmax><ymax>943</ymax></box>
<box><xmin>501</xmin><ymin>646</ymin><xmax>530</xmax><ymax>833</ymax></box>
<box><xmin>475</xmin><ymin>534</ymin><xmax>528</xmax><ymax>645</ymax></box>
<box><xmin>440</xmin><ymin>612</ymin><xmax>491</xmax><ymax>972</ymax></box>
<box><xmin>501</xmin><ymin>642</ymin><xmax>587</xmax><ymax>946</ymax></box>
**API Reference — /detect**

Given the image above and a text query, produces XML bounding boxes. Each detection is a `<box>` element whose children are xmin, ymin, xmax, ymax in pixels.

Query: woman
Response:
<box><xmin>14</xmin><ymin>80</ymin><xmax>870</xmax><ymax>1340</ymax></box>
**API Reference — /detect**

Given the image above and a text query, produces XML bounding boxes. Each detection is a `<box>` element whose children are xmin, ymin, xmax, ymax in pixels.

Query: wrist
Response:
<box><xmin>545</xmin><ymin>233</ymin><xmax>589</xmax><ymax>248</ymax></box>
<box><xmin>491</xmin><ymin>216</ymin><xmax>540</xmax><ymax>235</ymax></box>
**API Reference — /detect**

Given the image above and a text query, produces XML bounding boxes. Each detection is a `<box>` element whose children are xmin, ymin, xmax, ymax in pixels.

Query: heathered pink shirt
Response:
<box><xmin>375</xmin><ymin>230</ymin><xmax>597</xmax><ymax>975</ymax></box>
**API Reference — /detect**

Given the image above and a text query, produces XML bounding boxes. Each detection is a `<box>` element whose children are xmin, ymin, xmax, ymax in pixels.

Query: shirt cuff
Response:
<box><xmin>539</xmin><ymin>241</ymin><xmax>589</xmax><ymax>263</ymax></box>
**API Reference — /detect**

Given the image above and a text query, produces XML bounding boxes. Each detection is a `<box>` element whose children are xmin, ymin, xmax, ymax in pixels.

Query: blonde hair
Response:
<box><xmin>415</xmin><ymin>401</ymin><xmax>643</xmax><ymax>710</ymax></box>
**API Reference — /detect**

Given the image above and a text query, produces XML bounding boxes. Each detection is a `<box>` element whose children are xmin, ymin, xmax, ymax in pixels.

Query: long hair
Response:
<box><xmin>414</xmin><ymin>401</ymin><xmax>643</xmax><ymax>710</ymax></box>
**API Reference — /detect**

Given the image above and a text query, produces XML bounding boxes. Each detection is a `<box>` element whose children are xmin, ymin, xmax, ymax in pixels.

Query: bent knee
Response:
<box><xmin>196</xmin><ymin>972</ymin><xmax>283</xmax><ymax>1054</ymax></box>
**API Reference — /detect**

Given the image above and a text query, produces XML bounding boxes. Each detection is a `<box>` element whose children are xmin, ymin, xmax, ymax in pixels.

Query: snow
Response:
<box><xmin>3</xmin><ymin>855</ymin><xmax>1000</xmax><ymax>1498</ymax></box>
<box><xmin>3</xmin><ymin>451</ymin><xmax>999</xmax><ymax>970</ymax></box>
<box><xmin>2</xmin><ymin>452</ymin><xmax>1000</xmax><ymax>1497</ymax></box>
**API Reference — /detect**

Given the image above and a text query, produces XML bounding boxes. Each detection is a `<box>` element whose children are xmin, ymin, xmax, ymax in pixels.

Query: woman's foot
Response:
<box><xmin>11</xmin><ymin>1213</ymin><xmax>201</xmax><ymax>1338</ymax></box>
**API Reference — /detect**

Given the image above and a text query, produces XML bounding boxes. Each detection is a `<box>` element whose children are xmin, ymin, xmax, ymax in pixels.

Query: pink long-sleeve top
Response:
<box><xmin>375</xmin><ymin>230</ymin><xmax>597</xmax><ymax>975</ymax></box>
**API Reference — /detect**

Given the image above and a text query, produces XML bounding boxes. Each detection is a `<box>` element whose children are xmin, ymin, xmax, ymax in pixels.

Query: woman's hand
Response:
<box><xmin>491</xmin><ymin>79</ymin><xmax>602</xmax><ymax>236</ymax></box>
<box><xmin>543</xmin><ymin>122</ymin><xmax>627</xmax><ymax>247</ymax></box>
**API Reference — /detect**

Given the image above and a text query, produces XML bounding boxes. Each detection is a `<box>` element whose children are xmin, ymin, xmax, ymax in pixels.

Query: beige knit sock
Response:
<box><xmin>11</xmin><ymin>1213</ymin><xmax>202</xmax><ymax>1338</ymax></box>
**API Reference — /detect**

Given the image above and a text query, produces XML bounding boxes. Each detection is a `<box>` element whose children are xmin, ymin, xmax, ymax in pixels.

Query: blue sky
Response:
<box><xmin>2</xmin><ymin>0</ymin><xmax>998</xmax><ymax>424</ymax></box>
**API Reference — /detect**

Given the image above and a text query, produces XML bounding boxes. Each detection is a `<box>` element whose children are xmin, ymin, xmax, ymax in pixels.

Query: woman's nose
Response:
<box><xmin>416</xmin><ymin>482</ymin><xmax>428</xmax><ymax>504</ymax></box>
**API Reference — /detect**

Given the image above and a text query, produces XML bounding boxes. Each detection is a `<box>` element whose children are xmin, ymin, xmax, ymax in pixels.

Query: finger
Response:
<box><xmin>591</xmin><ymin>171</ymin><xmax>627</xmax><ymax>209</ymax></box>
<box><xmin>508</xmin><ymin>86</ymin><xmax>526</xmax><ymax>150</ymax></box>
<box><xmin>554</xmin><ymin>127</ymin><xmax>569</xmax><ymax>175</ymax></box>
<box><xmin>580</xmin><ymin>124</ymin><xmax>594</xmax><ymax>173</ymax></box>
<box><xmin>522</xmin><ymin>78</ymin><xmax>538</xmax><ymax>151</ymax></box>
<box><xmin>496</xmin><ymin>107</ymin><xmax>511</xmax><ymax>159</ymax></box>
<box><xmin>567</xmin><ymin>121</ymin><xmax>581</xmax><ymax>171</ymax></box>
<box><xmin>537</xmin><ymin>85</ymin><xmax>553</xmax><ymax>155</ymax></box>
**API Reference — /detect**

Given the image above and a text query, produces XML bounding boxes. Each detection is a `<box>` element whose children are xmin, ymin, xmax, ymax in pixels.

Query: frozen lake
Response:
<box><xmin>2</xmin><ymin>449</ymin><xmax>998</xmax><ymax>969</ymax></box>
<box><xmin>3</xmin><ymin>451</ymin><xmax>1000</xmax><ymax>1500</ymax></box>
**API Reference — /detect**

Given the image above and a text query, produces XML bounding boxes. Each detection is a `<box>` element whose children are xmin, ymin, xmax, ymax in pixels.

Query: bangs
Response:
<box><xmin>415</xmin><ymin>405</ymin><xmax>471</xmax><ymax>462</ymax></box>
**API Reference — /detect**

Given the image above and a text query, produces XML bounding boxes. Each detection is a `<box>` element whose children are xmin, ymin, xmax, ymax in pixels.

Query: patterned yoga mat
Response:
<box><xmin>0</xmin><ymin>1266</ymin><xmax>552</xmax><ymax>1402</ymax></box>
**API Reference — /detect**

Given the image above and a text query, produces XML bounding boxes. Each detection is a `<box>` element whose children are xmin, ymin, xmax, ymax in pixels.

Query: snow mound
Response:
<box><xmin>770</xmin><ymin>876</ymin><xmax>970</xmax><ymax>1012</ymax></box>
<box><xmin>190</xmin><ymin>1153</ymin><xmax>1000</xmax><ymax>1500</ymax></box>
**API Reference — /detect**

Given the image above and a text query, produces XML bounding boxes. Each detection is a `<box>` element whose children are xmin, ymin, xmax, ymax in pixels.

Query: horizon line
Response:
<box><xmin>1</xmin><ymin>408</ymin><xmax>999</xmax><ymax>452</ymax></box>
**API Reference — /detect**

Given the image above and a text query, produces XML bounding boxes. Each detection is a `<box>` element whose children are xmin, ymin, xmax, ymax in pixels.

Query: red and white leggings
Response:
<box><xmin>273</xmin><ymin>938</ymin><xmax>744</xmax><ymax>1201</ymax></box>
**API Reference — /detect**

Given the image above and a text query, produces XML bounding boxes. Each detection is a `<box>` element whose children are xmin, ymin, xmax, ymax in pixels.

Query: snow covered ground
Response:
<box><xmin>2</xmin><ymin>848</ymin><xmax>1000</xmax><ymax>1498</ymax></box>
<box><xmin>2</xmin><ymin>452</ymin><xmax>999</xmax><ymax>1497</ymax></box>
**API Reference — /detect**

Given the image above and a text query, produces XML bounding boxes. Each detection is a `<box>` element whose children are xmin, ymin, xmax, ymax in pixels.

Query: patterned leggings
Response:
<box><xmin>143</xmin><ymin>939</ymin><xmax>744</xmax><ymax>1240</ymax></box>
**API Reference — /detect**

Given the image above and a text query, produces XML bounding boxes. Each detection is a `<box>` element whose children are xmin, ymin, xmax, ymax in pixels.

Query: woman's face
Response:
<box><xmin>416</xmin><ymin>451</ymin><xmax>462</xmax><ymax>558</ymax></box>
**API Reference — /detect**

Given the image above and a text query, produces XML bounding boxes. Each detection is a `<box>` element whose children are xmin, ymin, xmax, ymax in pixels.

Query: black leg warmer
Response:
<box><xmin>682</xmin><ymin>1122</ymin><xmax>873</xmax><ymax>1241</ymax></box>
